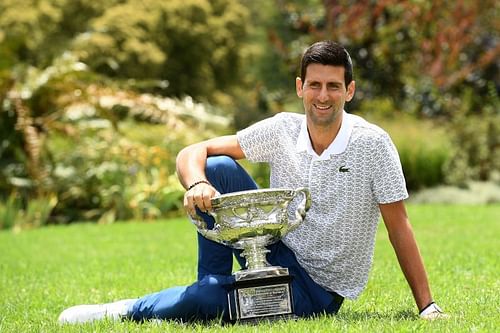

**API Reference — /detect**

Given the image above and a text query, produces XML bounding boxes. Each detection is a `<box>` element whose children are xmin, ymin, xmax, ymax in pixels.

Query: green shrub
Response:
<box><xmin>0</xmin><ymin>194</ymin><xmax>21</xmax><ymax>229</ymax></box>
<box><xmin>22</xmin><ymin>194</ymin><xmax>58</xmax><ymax>228</ymax></box>
<box><xmin>69</xmin><ymin>0</ymin><xmax>249</xmax><ymax>100</ymax></box>
<box><xmin>398</xmin><ymin>143</ymin><xmax>449</xmax><ymax>191</ymax></box>
<box><xmin>0</xmin><ymin>193</ymin><xmax>57</xmax><ymax>230</ymax></box>
<box><xmin>443</xmin><ymin>87</ymin><xmax>500</xmax><ymax>186</ymax></box>
<box><xmin>1</xmin><ymin>53</ymin><xmax>233</xmax><ymax>226</ymax></box>
<box><xmin>0</xmin><ymin>0</ymin><xmax>249</xmax><ymax>101</ymax></box>
<box><xmin>49</xmin><ymin>130</ymin><xmax>185</xmax><ymax>223</ymax></box>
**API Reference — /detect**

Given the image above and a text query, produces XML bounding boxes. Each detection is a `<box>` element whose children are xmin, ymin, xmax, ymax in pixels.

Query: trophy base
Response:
<box><xmin>234</xmin><ymin>313</ymin><xmax>298</xmax><ymax>325</ymax></box>
<box><xmin>228</xmin><ymin>267</ymin><xmax>294</xmax><ymax>322</ymax></box>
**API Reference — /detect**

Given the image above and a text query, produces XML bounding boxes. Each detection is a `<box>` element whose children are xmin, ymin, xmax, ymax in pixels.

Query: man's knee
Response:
<box><xmin>182</xmin><ymin>275</ymin><xmax>233</xmax><ymax>320</ymax></box>
<box><xmin>205</xmin><ymin>156</ymin><xmax>257</xmax><ymax>194</ymax></box>
<box><xmin>205</xmin><ymin>156</ymin><xmax>238</xmax><ymax>180</ymax></box>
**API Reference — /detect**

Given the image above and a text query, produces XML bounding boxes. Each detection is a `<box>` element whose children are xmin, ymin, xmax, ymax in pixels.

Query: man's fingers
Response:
<box><xmin>183</xmin><ymin>192</ymin><xmax>196</xmax><ymax>217</ymax></box>
<box><xmin>193</xmin><ymin>189</ymin><xmax>207</xmax><ymax>212</ymax></box>
<box><xmin>202</xmin><ymin>191</ymin><xmax>213</xmax><ymax>211</ymax></box>
<box><xmin>184</xmin><ymin>183</ymin><xmax>216</xmax><ymax>215</ymax></box>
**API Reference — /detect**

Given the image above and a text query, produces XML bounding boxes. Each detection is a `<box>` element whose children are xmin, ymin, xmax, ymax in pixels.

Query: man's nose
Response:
<box><xmin>317</xmin><ymin>86</ymin><xmax>328</xmax><ymax>102</ymax></box>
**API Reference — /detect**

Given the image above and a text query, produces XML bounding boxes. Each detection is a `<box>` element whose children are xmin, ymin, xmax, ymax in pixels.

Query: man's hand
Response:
<box><xmin>183</xmin><ymin>181</ymin><xmax>219</xmax><ymax>217</ymax></box>
<box><xmin>419</xmin><ymin>302</ymin><xmax>450</xmax><ymax>320</ymax></box>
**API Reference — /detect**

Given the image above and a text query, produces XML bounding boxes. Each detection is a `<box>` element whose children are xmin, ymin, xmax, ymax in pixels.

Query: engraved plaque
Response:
<box><xmin>237</xmin><ymin>284</ymin><xmax>292</xmax><ymax>319</ymax></box>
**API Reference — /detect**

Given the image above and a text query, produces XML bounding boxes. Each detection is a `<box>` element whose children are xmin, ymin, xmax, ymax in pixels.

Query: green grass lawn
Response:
<box><xmin>0</xmin><ymin>205</ymin><xmax>499</xmax><ymax>332</ymax></box>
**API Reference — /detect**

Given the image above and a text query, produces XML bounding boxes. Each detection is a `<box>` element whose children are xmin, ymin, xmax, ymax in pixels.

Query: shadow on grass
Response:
<box><xmin>122</xmin><ymin>309</ymin><xmax>418</xmax><ymax>329</ymax></box>
<box><xmin>335</xmin><ymin>309</ymin><xmax>416</xmax><ymax>322</ymax></box>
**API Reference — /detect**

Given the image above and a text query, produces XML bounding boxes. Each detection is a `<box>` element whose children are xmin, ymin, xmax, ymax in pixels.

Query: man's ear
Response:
<box><xmin>346</xmin><ymin>80</ymin><xmax>356</xmax><ymax>102</ymax></box>
<box><xmin>296</xmin><ymin>77</ymin><xmax>303</xmax><ymax>98</ymax></box>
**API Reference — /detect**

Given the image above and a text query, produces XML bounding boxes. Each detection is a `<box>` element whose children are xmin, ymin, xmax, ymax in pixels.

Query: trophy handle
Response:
<box><xmin>288</xmin><ymin>187</ymin><xmax>311</xmax><ymax>231</ymax></box>
<box><xmin>189</xmin><ymin>214</ymin><xmax>221</xmax><ymax>243</ymax></box>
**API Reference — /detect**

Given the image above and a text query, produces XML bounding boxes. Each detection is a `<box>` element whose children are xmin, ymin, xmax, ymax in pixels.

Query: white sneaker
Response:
<box><xmin>419</xmin><ymin>302</ymin><xmax>450</xmax><ymax>320</ymax></box>
<box><xmin>58</xmin><ymin>299</ymin><xmax>138</xmax><ymax>324</ymax></box>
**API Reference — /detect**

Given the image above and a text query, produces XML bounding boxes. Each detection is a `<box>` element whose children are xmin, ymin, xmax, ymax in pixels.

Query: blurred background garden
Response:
<box><xmin>0</xmin><ymin>0</ymin><xmax>499</xmax><ymax>230</ymax></box>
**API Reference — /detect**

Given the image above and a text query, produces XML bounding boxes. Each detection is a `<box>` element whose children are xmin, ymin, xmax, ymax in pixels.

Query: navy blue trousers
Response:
<box><xmin>128</xmin><ymin>156</ymin><xmax>343</xmax><ymax>322</ymax></box>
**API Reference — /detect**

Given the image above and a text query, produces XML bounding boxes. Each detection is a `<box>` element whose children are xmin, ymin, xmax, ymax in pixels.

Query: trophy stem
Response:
<box><xmin>241</xmin><ymin>241</ymin><xmax>270</xmax><ymax>270</ymax></box>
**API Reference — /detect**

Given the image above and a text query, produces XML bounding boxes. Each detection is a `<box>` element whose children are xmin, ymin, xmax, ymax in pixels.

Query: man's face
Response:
<box><xmin>296</xmin><ymin>64</ymin><xmax>355</xmax><ymax>127</ymax></box>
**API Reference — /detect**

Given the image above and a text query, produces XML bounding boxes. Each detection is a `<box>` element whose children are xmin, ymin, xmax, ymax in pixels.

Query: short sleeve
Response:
<box><xmin>371</xmin><ymin>133</ymin><xmax>409</xmax><ymax>204</ymax></box>
<box><xmin>236</xmin><ymin>113</ymin><xmax>285</xmax><ymax>163</ymax></box>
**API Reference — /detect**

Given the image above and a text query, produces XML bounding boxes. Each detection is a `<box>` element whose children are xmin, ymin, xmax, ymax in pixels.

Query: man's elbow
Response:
<box><xmin>177</xmin><ymin>143</ymin><xmax>201</xmax><ymax>163</ymax></box>
<box><xmin>175</xmin><ymin>145</ymin><xmax>189</xmax><ymax>166</ymax></box>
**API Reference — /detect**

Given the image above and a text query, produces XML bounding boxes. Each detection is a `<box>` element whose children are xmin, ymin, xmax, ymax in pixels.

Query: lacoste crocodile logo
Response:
<box><xmin>338</xmin><ymin>165</ymin><xmax>350</xmax><ymax>173</ymax></box>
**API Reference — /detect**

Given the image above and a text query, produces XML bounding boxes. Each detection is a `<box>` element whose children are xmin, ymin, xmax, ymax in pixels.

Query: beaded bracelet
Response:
<box><xmin>188</xmin><ymin>180</ymin><xmax>211</xmax><ymax>190</ymax></box>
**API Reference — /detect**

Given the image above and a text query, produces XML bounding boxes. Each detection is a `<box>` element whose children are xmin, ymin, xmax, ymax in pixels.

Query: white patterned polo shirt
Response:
<box><xmin>236</xmin><ymin>111</ymin><xmax>408</xmax><ymax>299</ymax></box>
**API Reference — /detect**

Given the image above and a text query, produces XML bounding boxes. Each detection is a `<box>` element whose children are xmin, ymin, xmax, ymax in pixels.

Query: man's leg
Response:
<box><xmin>59</xmin><ymin>276</ymin><xmax>236</xmax><ymax>324</ymax></box>
<box><xmin>128</xmin><ymin>275</ymin><xmax>235</xmax><ymax>322</ymax></box>
<box><xmin>195</xmin><ymin>155</ymin><xmax>258</xmax><ymax>279</ymax></box>
<box><xmin>58</xmin><ymin>299</ymin><xmax>138</xmax><ymax>324</ymax></box>
<box><xmin>59</xmin><ymin>156</ymin><xmax>255</xmax><ymax>324</ymax></box>
<box><xmin>128</xmin><ymin>156</ymin><xmax>256</xmax><ymax>322</ymax></box>
<box><xmin>266</xmin><ymin>241</ymin><xmax>345</xmax><ymax>317</ymax></box>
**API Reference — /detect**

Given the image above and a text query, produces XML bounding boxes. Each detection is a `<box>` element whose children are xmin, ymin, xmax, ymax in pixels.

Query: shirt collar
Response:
<box><xmin>296</xmin><ymin>111</ymin><xmax>354</xmax><ymax>159</ymax></box>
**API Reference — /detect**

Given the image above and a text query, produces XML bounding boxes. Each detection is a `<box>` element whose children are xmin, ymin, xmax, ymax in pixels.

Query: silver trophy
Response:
<box><xmin>191</xmin><ymin>188</ymin><xmax>311</xmax><ymax>322</ymax></box>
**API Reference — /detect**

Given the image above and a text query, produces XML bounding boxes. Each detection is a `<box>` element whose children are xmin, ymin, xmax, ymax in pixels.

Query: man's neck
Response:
<box><xmin>307</xmin><ymin>116</ymin><xmax>343</xmax><ymax>156</ymax></box>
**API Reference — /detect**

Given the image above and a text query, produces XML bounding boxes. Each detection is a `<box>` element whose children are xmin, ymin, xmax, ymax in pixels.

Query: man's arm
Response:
<box><xmin>379</xmin><ymin>200</ymin><xmax>434</xmax><ymax>311</ymax></box>
<box><xmin>176</xmin><ymin>135</ymin><xmax>245</xmax><ymax>215</ymax></box>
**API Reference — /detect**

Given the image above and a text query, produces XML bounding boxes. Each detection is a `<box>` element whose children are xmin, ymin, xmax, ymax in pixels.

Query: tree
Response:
<box><xmin>322</xmin><ymin>0</ymin><xmax>499</xmax><ymax>116</ymax></box>
<box><xmin>240</xmin><ymin>0</ymin><xmax>499</xmax><ymax>184</ymax></box>
<box><xmin>0</xmin><ymin>0</ymin><xmax>250</xmax><ymax>101</ymax></box>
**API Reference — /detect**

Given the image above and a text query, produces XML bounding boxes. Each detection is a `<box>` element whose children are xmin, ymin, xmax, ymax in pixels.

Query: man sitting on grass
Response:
<box><xmin>58</xmin><ymin>40</ymin><xmax>447</xmax><ymax>324</ymax></box>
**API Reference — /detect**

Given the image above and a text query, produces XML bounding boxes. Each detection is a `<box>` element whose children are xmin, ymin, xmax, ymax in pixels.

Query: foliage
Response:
<box><xmin>0</xmin><ymin>193</ymin><xmax>57</xmax><ymax>230</ymax></box>
<box><xmin>254</xmin><ymin>0</ymin><xmax>499</xmax><ymax>117</ymax></box>
<box><xmin>0</xmin><ymin>0</ymin><xmax>249</xmax><ymax>100</ymax></box>
<box><xmin>49</xmin><ymin>130</ymin><xmax>185</xmax><ymax>223</ymax></box>
<box><xmin>240</xmin><ymin>0</ymin><xmax>499</xmax><ymax>185</ymax></box>
<box><xmin>0</xmin><ymin>0</ymin><xmax>120</xmax><ymax>67</ymax></box>
<box><xmin>233</xmin><ymin>0</ymin><xmax>325</xmax><ymax>128</ymax></box>
<box><xmin>443</xmin><ymin>85</ymin><xmax>500</xmax><ymax>185</ymax></box>
<box><xmin>0</xmin><ymin>195</ymin><xmax>21</xmax><ymax>230</ymax></box>
<box><xmin>0</xmin><ymin>55</ymin><xmax>230</xmax><ymax>228</ymax></box>
<box><xmin>0</xmin><ymin>0</ymin><xmax>248</xmax><ymax>227</ymax></box>
<box><xmin>1</xmin><ymin>0</ymin><xmax>498</xmax><ymax>226</ymax></box>
<box><xmin>1</xmin><ymin>205</ymin><xmax>500</xmax><ymax>331</ymax></box>
<box><xmin>398</xmin><ymin>144</ymin><xmax>449</xmax><ymax>192</ymax></box>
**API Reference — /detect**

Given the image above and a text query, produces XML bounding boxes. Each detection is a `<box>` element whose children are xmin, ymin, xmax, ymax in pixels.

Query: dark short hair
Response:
<box><xmin>300</xmin><ymin>41</ymin><xmax>353</xmax><ymax>87</ymax></box>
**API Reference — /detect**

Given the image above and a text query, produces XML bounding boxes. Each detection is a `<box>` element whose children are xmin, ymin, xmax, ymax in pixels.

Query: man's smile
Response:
<box><xmin>314</xmin><ymin>104</ymin><xmax>332</xmax><ymax>111</ymax></box>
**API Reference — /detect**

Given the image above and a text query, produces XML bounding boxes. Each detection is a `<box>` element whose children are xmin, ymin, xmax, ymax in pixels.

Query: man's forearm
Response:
<box><xmin>176</xmin><ymin>143</ymin><xmax>209</xmax><ymax>189</ymax></box>
<box><xmin>388</xmin><ymin>222</ymin><xmax>433</xmax><ymax>310</ymax></box>
<box><xmin>176</xmin><ymin>135</ymin><xmax>245</xmax><ymax>190</ymax></box>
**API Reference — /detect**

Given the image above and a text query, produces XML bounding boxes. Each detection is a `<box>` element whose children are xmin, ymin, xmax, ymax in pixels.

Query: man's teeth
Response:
<box><xmin>315</xmin><ymin>105</ymin><xmax>330</xmax><ymax>110</ymax></box>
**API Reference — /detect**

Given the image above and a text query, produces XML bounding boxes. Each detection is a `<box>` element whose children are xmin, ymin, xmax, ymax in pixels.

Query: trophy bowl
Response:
<box><xmin>191</xmin><ymin>187</ymin><xmax>311</xmax><ymax>272</ymax></box>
